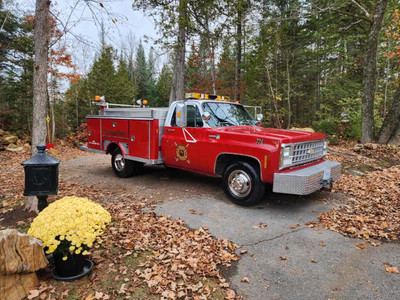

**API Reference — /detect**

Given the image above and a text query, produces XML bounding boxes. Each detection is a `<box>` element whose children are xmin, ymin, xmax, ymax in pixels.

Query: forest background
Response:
<box><xmin>1</xmin><ymin>0</ymin><xmax>400</xmax><ymax>145</ymax></box>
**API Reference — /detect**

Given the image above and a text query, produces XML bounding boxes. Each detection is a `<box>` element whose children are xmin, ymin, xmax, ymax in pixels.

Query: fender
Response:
<box><xmin>214</xmin><ymin>152</ymin><xmax>263</xmax><ymax>179</ymax></box>
<box><xmin>105</xmin><ymin>141</ymin><xmax>128</xmax><ymax>156</ymax></box>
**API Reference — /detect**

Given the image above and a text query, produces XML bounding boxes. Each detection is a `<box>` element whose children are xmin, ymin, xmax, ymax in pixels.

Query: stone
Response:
<box><xmin>0</xmin><ymin>135</ymin><xmax>18</xmax><ymax>145</ymax></box>
<box><xmin>353</xmin><ymin>144</ymin><xmax>363</xmax><ymax>152</ymax></box>
<box><xmin>5</xmin><ymin>144</ymin><xmax>24</xmax><ymax>152</ymax></box>
<box><xmin>348</xmin><ymin>170</ymin><xmax>365</xmax><ymax>176</ymax></box>
<box><xmin>364</xmin><ymin>143</ymin><xmax>379</xmax><ymax>150</ymax></box>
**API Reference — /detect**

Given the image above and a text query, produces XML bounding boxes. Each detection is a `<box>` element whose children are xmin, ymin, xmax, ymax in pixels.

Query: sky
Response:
<box><xmin>13</xmin><ymin>0</ymin><xmax>164</xmax><ymax>74</ymax></box>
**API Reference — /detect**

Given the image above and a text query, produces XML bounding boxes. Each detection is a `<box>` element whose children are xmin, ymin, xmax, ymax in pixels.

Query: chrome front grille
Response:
<box><xmin>292</xmin><ymin>140</ymin><xmax>325</xmax><ymax>164</ymax></box>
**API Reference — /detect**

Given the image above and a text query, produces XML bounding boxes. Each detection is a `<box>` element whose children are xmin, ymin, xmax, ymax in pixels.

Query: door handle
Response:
<box><xmin>166</xmin><ymin>129</ymin><xmax>175</xmax><ymax>132</ymax></box>
<box><xmin>208</xmin><ymin>134</ymin><xmax>220</xmax><ymax>139</ymax></box>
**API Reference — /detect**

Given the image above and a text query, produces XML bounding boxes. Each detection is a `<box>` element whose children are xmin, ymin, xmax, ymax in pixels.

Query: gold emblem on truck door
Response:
<box><xmin>175</xmin><ymin>143</ymin><xmax>190</xmax><ymax>164</ymax></box>
<box><xmin>256</xmin><ymin>138</ymin><xmax>264</xmax><ymax>145</ymax></box>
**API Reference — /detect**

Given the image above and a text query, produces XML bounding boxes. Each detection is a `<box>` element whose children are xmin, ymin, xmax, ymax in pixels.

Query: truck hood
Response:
<box><xmin>214</xmin><ymin>126</ymin><xmax>326</xmax><ymax>143</ymax></box>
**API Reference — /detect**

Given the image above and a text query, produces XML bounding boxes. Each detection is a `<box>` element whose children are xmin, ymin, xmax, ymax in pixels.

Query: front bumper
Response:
<box><xmin>273</xmin><ymin>161</ymin><xmax>341</xmax><ymax>195</ymax></box>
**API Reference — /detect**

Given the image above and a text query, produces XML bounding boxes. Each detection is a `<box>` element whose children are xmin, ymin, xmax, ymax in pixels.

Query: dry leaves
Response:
<box><xmin>0</xmin><ymin>145</ymin><xmax>240</xmax><ymax>299</ymax></box>
<box><xmin>356</xmin><ymin>243</ymin><xmax>368</xmax><ymax>250</ymax></box>
<box><xmin>384</xmin><ymin>263</ymin><xmax>399</xmax><ymax>274</ymax></box>
<box><xmin>319</xmin><ymin>164</ymin><xmax>400</xmax><ymax>242</ymax></box>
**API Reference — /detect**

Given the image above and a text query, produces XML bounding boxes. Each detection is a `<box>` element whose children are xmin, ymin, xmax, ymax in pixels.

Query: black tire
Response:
<box><xmin>223</xmin><ymin>161</ymin><xmax>265</xmax><ymax>206</ymax></box>
<box><xmin>111</xmin><ymin>148</ymin><xmax>134</xmax><ymax>178</ymax></box>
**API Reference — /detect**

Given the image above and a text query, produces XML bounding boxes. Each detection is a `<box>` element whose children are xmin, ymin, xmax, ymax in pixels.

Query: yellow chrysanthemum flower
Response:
<box><xmin>27</xmin><ymin>196</ymin><xmax>111</xmax><ymax>256</ymax></box>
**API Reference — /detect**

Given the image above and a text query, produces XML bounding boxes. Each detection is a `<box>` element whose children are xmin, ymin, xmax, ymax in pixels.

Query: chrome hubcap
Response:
<box><xmin>228</xmin><ymin>170</ymin><xmax>252</xmax><ymax>197</ymax></box>
<box><xmin>114</xmin><ymin>154</ymin><xmax>125</xmax><ymax>172</ymax></box>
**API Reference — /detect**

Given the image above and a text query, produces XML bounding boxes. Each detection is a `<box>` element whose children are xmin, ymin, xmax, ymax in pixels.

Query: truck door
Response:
<box><xmin>162</xmin><ymin>104</ymin><xmax>205</xmax><ymax>172</ymax></box>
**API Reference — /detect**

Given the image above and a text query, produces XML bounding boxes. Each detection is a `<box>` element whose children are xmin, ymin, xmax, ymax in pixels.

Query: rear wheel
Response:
<box><xmin>111</xmin><ymin>148</ymin><xmax>134</xmax><ymax>178</ymax></box>
<box><xmin>223</xmin><ymin>161</ymin><xmax>265</xmax><ymax>206</ymax></box>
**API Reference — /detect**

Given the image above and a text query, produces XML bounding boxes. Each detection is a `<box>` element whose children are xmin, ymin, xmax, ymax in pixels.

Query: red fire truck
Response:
<box><xmin>81</xmin><ymin>93</ymin><xmax>341</xmax><ymax>206</ymax></box>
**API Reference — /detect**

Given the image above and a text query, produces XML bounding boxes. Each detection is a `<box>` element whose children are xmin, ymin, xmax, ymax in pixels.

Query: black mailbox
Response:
<box><xmin>21</xmin><ymin>144</ymin><xmax>60</xmax><ymax>210</ymax></box>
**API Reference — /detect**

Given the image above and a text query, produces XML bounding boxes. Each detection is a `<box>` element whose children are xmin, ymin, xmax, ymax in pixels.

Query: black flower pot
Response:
<box><xmin>53</xmin><ymin>252</ymin><xmax>85</xmax><ymax>277</ymax></box>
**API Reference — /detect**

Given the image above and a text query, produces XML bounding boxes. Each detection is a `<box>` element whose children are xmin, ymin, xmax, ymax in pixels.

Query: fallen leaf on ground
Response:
<box><xmin>319</xmin><ymin>242</ymin><xmax>326</xmax><ymax>247</ymax></box>
<box><xmin>384</xmin><ymin>263</ymin><xmax>399</xmax><ymax>274</ymax></box>
<box><xmin>241</xmin><ymin>277</ymin><xmax>250</xmax><ymax>283</ymax></box>
<box><xmin>28</xmin><ymin>290</ymin><xmax>40</xmax><ymax>299</ymax></box>
<box><xmin>356</xmin><ymin>243</ymin><xmax>368</xmax><ymax>250</ymax></box>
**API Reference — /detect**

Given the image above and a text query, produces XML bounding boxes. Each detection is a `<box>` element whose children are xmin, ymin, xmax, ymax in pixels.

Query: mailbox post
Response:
<box><xmin>21</xmin><ymin>144</ymin><xmax>60</xmax><ymax>211</ymax></box>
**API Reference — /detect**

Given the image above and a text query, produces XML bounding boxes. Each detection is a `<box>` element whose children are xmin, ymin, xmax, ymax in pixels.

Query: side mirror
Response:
<box><xmin>202</xmin><ymin>112</ymin><xmax>211</xmax><ymax>122</ymax></box>
<box><xmin>176</xmin><ymin>102</ymin><xmax>186</xmax><ymax>127</ymax></box>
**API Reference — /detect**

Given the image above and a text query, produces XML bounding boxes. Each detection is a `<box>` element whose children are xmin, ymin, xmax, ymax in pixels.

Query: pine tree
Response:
<box><xmin>114</xmin><ymin>59</ymin><xmax>136</xmax><ymax>104</ymax></box>
<box><xmin>135</xmin><ymin>42</ymin><xmax>148</xmax><ymax>100</ymax></box>
<box><xmin>146</xmin><ymin>47</ymin><xmax>159</xmax><ymax>105</ymax></box>
<box><xmin>87</xmin><ymin>47</ymin><xmax>116</xmax><ymax>102</ymax></box>
<box><xmin>156</xmin><ymin>63</ymin><xmax>173</xmax><ymax>107</ymax></box>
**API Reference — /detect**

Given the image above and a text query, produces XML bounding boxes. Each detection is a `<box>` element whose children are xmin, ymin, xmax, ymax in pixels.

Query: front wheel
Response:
<box><xmin>223</xmin><ymin>162</ymin><xmax>265</xmax><ymax>206</ymax></box>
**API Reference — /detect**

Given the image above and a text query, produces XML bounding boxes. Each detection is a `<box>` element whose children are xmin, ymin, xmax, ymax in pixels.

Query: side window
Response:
<box><xmin>171</xmin><ymin>108</ymin><xmax>177</xmax><ymax>126</ymax></box>
<box><xmin>186</xmin><ymin>105</ymin><xmax>203</xmax><ymax>128</ymax></box>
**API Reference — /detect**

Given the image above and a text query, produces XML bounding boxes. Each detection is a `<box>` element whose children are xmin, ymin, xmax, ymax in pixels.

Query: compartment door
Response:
<box><xmin>87</xmin><ymin>118</ymin><xmax>101</xmax><ymax>150</ymax></box>
<box><xmin>129</xmin><ymin>120</ymin><xmax>150</xmax><ymax>159</ymax></box>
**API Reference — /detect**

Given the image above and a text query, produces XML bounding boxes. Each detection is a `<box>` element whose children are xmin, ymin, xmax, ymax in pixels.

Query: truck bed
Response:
<box><xmin>85</xmin><ymin>107</ymin><xmax>168</xmax><ymax>164</ymax></box>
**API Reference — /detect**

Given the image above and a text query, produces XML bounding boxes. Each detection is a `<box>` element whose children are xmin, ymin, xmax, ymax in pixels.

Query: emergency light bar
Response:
<box><xmin>185</xmin><ymin>93</ymin><xmax>231</xmax><ymax>102</ymax></box>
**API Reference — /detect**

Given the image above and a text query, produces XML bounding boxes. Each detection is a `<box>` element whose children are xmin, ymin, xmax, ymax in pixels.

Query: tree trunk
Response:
<box><xmin>286</xmin><ymin>56</ymin><xmax>291</xmax><ymax>129</ymax></box>
<box><xmin>26</xmin><ymin>0</ymin><xmax>50</xmax><ymax>213</ymax></box>
<box><xmin>387</xmin><ymin>120</ymin><xmax>400</xmax><ymax>145</ymax></box>
<box><xmin>360</xmin><ymin>0</ymin><xmax>388</xmax><ymax>144</ymax></box>
<box><xmin>378</xmin><ymin>84</ymin><xmax>400</xmax><ymax>144</ymax></box>
<box><xmin>169</xmin><ymin>0</ymin><xmax>187</xmax><ymax>104</ymax></box>
<box><xmin>234</xmin><ymin>4</ymin><xmax>242</xmax><ymax>102</ymax></box>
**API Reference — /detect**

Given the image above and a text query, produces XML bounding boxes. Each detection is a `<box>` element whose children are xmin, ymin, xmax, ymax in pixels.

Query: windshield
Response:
<box><xmin>202</xmin><ymin>102</ymin><xmax>256</xmax><ymax>127</ymax></box>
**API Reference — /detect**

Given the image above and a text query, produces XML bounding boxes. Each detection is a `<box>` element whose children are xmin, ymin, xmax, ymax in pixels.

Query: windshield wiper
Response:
<box><xmin>216</xmin><ymin>115</ymin><xmax>234</xmax><ymax>126</ymax></box>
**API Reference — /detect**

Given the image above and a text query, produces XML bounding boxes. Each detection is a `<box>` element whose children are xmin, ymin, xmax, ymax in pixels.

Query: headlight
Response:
<box><xmin>280</xmin><ymin>145</ymin><xmax>293</xmax><ymax>168</ymax></box>
<box><xmin>283</xmin><ymin>146</ymin><xmax>291</xmax><ymax>157</ymax></box>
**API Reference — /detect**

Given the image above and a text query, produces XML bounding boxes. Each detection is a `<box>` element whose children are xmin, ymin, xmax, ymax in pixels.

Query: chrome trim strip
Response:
<box><xmin>125</xmin><ymin>155</ymin><xmax>163</xmax><ymax>165</ymax></box>
<box><xmin>79</xmin><ymin>146</ymin><xmax>106</xmax><ymax>154</ymax></box>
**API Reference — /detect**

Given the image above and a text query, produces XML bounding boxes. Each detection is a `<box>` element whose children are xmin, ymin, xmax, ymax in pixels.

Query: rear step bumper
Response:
<box><xmin>273</xmin><ymin>161</ymin><xmax>341</xmax><ymax>195</ymax></box>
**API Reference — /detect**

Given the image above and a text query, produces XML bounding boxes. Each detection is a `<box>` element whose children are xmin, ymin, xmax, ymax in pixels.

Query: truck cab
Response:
<box><xmin>83</xmin><ymin>94</ymin><xmax>341</xmax><ymax>206</ymax></box>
